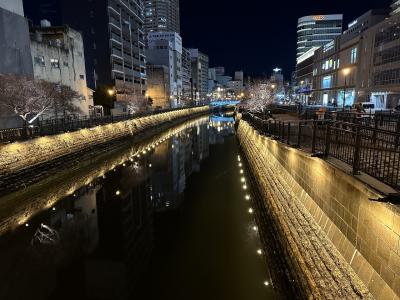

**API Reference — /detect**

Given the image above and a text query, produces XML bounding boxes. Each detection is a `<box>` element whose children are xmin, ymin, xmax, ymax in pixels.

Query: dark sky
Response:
<box><xmin>180</xmin><ymin>0</ymin><xmax>392</xmax><ymax>78</ymax></box>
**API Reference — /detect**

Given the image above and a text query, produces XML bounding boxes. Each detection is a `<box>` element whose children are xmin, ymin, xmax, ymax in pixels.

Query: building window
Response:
<box><xmin>351</xmin><ymin>47</ymin><xmax>357</xmax><ymax>64</ymax></box>
<box><xmin>50</xmin><ymin>58</ymin><xmax>60</xmax><ymax>68</ymax></box>
<box><xmin>322</xmin><ymin>75</ymin><xmax>332</xmax><ymax>89</ymax></box>
<box><xmin>80</xmin><ymin>75</ymin><xmax>85</xmax><ymax>79</ymax></box>
<box><xmin>34</xmin><ymin>56</ymin><xmax>45</xmax><ymax>66</ymax></box>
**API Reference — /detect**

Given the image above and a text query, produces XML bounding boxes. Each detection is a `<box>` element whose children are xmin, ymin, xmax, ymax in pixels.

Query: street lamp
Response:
<box><xmin>342</xmin><ymin>68</ymin><xmax>351</xmax><ymax>110</ymax></box>
<box><xmin>108</xmin><ymin>89</ymin><xmax>115</xmax><ymax>96</ymax></box>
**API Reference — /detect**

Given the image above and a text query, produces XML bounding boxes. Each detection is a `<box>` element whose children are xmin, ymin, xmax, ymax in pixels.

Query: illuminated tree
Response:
<box><xmin>0</xmin><ymin>75</ymin><xmax>57</xmax><ymax>124</ymax></box>
<box><xmin>117</xmin><ymin>84</ymin><xmax>151</xmax><ymax>114</ymax></box>
<box><xmin>244</xmin><ymin>80</ymin><xmax>276</xmax><ymax>113</ymax></box>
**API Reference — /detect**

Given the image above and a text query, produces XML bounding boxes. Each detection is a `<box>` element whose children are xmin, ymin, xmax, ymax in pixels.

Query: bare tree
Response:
<box><xmin>117</xmin><ymin>84</ymin><xmax>151</xmax><ymax>114</ymax></box>
<box><xmin>244</xmin><ymin>79</ymin><xmax>276</xmax><ymax>113</ymax></box>
<box><xmin>53</xmin><ymin>85</ymin><xmax>83</xmax><ymax>118</ymax></box>
<box><xmin>0</xmin><ymin>75</ymin><xmax>56</xmax><ymax>125</ymax></box>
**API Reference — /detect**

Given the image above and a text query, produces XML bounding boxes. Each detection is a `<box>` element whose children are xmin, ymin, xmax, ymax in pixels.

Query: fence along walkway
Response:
<box><xmin>0</xmin><ymin>106</ymin><xmax>202</xmax><ymax>143</ymax></box>
<box><xmin>242</xmin><ymin>112</ymin><xmax>400</xmax><ymax>191</ymax></box>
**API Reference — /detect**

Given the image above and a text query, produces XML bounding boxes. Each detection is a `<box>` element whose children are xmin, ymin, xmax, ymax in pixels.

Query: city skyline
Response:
<box><xmin>181</xmin><ymin>0</ymin><xmax>392</xmax><ymax>78</ymax></box>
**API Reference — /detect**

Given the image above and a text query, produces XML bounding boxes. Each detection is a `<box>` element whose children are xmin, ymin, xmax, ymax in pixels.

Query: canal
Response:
<box><xmin>0</xmin><ymin>114</ymin><xmax>292</xmax><ymax>300</ymax></box>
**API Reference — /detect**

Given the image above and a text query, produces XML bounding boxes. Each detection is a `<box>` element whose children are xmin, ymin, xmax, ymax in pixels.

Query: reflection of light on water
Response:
<box><xmin>4</xmin><ymin>116</ymin><xmax>210</xmax><ymax>235</ymax></box>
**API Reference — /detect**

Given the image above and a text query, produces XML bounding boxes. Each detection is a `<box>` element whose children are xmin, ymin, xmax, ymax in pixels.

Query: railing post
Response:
<box><xmin>324</xmin><ymin>122</ymin><xmax>331</xmax><ymax>158</ymax></box>
<box><xmin>353</xmin><ymin>127</ymin><xmax>362</xmax><ymax>175</ymax></box>
<box><xmin>297</xmin><ymin>121</ymin><xmax>302</xmax><ymax>147</ymax></box>
<box><xmin>396</xmin><ymin>119</ymin><xmax>400</xmax><ymax>148</ymax></box>
<box><xmin>312</xmin><ymin>120</ymin><xmax>317</xmax><ymax>153</ymax></box>
<box><xmin>287</xmin><ymin>122</ymin><xmax>291</xmax><ymax>145</ymax></box>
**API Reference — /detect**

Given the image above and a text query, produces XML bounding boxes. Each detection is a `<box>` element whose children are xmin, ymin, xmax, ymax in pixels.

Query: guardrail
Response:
<box><xmin>242</xmin><ymin>112</ymin><xmax>400</xmax><ymax>191</ymax></box>
<box><xmin>0</xmin><ymin>106</ymin><xmax>208</xmax><ymax>143</ymax></box>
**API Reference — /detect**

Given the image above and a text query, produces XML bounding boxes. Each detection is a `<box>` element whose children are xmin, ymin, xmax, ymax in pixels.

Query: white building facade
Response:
<box><xmin>30</xmin><ymin>25</ymin><xmax>93</xmax><ymax>115</ymax></box>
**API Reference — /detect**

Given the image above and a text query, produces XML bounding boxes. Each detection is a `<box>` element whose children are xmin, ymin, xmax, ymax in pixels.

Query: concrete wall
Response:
<box><xmin>0</xmin><ymin>0</ymin><xmax>24</xmax><ymax>16</ymax></box>
<box><xmin>30</xmin><ymin>26</ymin><xmax>93</xmax><ymax>115</ymax></box>
<box><xmin>0</xmin><ymin>106</ymin><xmax>209</xmax><ymax>177</ymax></box>
<box><xmin>238</xmin><ymin>120</ymin><xmax>400</xmax><ymax>299</ymax></box>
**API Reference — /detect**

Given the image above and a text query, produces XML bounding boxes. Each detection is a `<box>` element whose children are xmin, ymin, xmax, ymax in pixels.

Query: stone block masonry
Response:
<box><xmin>0</xmin><ymin>106</ymin><xmax>209</xmax><ymax>177</ymax></box>
<box><xmin>238</xmin><ymin>119</ymin><xmax>400</xmax><ymax>299</ymax></box>
<box><xmin>0</xmin><ymin>116</ymin><xmax>209</xmax><ymax>235</ymax></box>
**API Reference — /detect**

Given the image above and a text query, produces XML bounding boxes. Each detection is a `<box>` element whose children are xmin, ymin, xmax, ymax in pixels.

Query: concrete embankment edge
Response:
<box><xmin>238</xmin><ymin>119</ymin><xmax>400</xmax><ymax>299</ymax></box>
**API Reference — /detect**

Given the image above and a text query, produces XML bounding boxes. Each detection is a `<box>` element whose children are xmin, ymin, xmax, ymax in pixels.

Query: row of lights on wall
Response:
<box><xmin>22</xmin><ymin>119</ymin><xmax>207</xmax><ymax>229</ymax></box>
<box><xmin>237</xmin><ymin>154</ymin><xmax>270</xmax><ymax>288</ymax></box>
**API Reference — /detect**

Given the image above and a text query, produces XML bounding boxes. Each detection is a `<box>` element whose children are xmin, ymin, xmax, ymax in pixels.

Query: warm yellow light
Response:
<box><xmin>342</xmin><ymin>68</ymin><xmax>351</xmax><ymax>76</ymax></box>
<box><xmin>257</xmin><ymin>249</ymin><xmax>262</xmax><ymax>255</ymax></box>
<box><xmin>245</xmin><ymin>195</ymin><xmax>250</xmax><ymax>200</ymax></box>
<box><xmin>248</xmin><ymin>208</ymin><xmax>253</xmax><ymax>214</ymax></box>
<box><xmin>116</xmin><ymin>190</ymin><xmax>121</xmax><ymax>195</ymax></box>
<box><xmin>108</xmin><ymin>89</ymin><xmax>115</xmax><ymax>96</ymax></box>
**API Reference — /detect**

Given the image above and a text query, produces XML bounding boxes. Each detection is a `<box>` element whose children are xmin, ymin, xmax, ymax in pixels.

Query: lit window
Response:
<box><xmin>322</xmin><ymin>76</ymin><xmax>332</xmax><ymax>89</ymax></box>
<box><xmin>351</xmin><ymin>47</ymin><xmax>358</xmax><ymax>64</ymax></box>
<box><xmin>50</xmin><ymin>58</ymin><xmax>60</xmax><ymax>68</ymax></box>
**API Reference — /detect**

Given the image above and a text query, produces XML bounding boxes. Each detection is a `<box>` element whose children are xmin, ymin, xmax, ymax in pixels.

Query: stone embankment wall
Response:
<box><xmin>238</xmin><ymin>120</ymin><xmax>400</xmax><ymax>300</ymax></box>
<box><xmin>0</xmin><ymin>116</ymin><xmax>209</xmax><ymax>235</ymax></box>
<box><xmin>0</xmin><ymin>106</ymin><xmax>209</xmax><ymax>176</ymax></box>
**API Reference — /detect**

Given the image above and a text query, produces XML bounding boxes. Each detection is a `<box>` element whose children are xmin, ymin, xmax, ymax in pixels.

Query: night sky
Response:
<box><xmin>180</xmin><ymin>0</ymin><xmax>392</xmax><ymax>79</ymax></box>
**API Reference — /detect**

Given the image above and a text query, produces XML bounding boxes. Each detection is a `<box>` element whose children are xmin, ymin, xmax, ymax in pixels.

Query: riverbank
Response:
<box><xmin>237</xmin><ymin>119</ymin><xmax>375</xmax><ymax>299</ymax></box>
<box><xmin>0</xmin><ymin>106</ymin><xmax>210</xmax><ymax>196</ymax></box>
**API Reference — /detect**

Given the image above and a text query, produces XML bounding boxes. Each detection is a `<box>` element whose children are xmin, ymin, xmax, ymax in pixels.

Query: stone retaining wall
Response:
<box><xmin>0</xmin><ymin>116</ymin><xmax>209</xmax><ymax>235</ymax></box>
<box><xmin>238</xmin><ymin>120</ymin><xmax>400</xmax><ymax>299</ymax></box>
<box><xmin>0</xmin><ymin>106</ymin><xmax>209</xmax><ymax>176</ymax></box>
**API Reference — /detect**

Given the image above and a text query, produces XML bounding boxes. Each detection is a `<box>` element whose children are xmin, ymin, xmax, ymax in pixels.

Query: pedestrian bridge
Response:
<box><xmin>209</xmin><ymin>100</ymin><xmax>240</xmax><ymax>107</ymax></box>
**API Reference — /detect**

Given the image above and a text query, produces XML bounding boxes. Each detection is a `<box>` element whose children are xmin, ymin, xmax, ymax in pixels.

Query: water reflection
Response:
<box><xmin>0</xmin><ymin>114</ymin><xmax>244</xmax><ymax>299</ymax></box>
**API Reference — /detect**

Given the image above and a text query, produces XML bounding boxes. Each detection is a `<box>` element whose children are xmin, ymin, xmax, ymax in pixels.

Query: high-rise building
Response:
<box><xmin>24</xmin><ymin>0</ymin><xmax>147</xmax><ymax>112</ymax></box>
<box><xmin>144</xmin><ymin>0</ymin><xmax>180</xmax><ymax>35</ymax></box>
<box><xmin>189</xmin><ymin>49</ymin><xmax>209</xmax><ymax>102</ymax></box>
<box><xmin>182</xmin><ymin>47</ymin><xmax>192</xmax><ymax>104</ymax></box>
<box><xmin>297</xmin><ymin>14</ymin><xmax>343</xmax><ymax>59</ymax></box>
<box><xmin>147</xmin><ymin>31</ymin><xmax>182</xmax><ymax>107</ymax></box>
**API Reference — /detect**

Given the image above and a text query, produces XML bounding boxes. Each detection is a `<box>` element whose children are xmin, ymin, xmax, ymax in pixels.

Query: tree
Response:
<box><xmin>244</xmin><ymin>79</ymin><xmax>276</xmax><ymax>113</ymax></box>
<box><xmin>0</xmin><ymin>75</ymin><xmax>56</xmax><ymax>125</ymax></box>
<box><xmin>53</xmin><ymin>85</ymin><xmax>83</xmax><ymax>117</ymax></box>
<box><xmin>117</xmin><ymin>84</ymin><xmax>151</xmax><ymax>114</ymax></box>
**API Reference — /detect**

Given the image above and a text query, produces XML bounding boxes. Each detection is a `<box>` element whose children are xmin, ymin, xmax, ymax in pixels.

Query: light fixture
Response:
<box><xmin>116</xmin><ymin>190</ymin><xmax>121</xmax><ymax>196</ymax></box>
<box><xmin>264</xmin><ymin>281</ymin><xmax>269</xmax><ymax>286</ymax></box>
<box><xmin>248</xmin><ymin>208</ymin><xmax>253</xmax><ymax>214</ymax></box>
<box><xmin>257</xmin><ymin>249</ymin><xmax>262</xmax><ymax>255</ymax></box>
<box><xmin>245</xmin><ymin>195</ymin><xmax>250</xmax><ymax>200</ymax></box>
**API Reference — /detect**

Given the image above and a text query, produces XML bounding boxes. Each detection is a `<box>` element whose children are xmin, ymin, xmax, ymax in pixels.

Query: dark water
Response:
<box><xmin>0</xmin><ymin>114</ymin><xmax>289</xmax><ymax>300</ymax></box>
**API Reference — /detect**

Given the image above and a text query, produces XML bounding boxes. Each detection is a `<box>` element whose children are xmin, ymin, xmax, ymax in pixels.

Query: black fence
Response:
<box><xmin>300</xmin><ymin>109</ymin><xmax>400</xmax><ymax>133</ymax></box>
<box><xmin>0</xmin><ymin>106</ymin><xmax>207</xmax><ymax>143</ymax></box>
<box><xmin>242</xmin><ymin>112</ymin><xmax>400</xmax><ymax>191</ymax></box>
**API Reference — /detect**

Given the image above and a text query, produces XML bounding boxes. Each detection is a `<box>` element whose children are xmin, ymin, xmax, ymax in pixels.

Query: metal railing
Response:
<box><xmin>0</xmin><ymin>106</ymin><xmax>207</xmax><ymax>143</ymax></box>
<box><xmin>242</xmin><ymin>112</ymin><xmax>400</xmax><ymax>191</ymax></box>
<box><xmin>300</xmin><ymin>109</ymin><xmax>400</xmax><ymax>132</ymax></box>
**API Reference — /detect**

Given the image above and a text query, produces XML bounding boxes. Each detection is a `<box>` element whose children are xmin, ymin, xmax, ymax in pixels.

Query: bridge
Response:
<box><xmin>209</xmin><ymin>100</ymin><xmax>240</xmax><ymax>107</ymax></box>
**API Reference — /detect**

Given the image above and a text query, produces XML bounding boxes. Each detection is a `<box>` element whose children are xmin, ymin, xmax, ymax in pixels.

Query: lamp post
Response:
<box><xmin>342</xmin><ymin>68</ymin><xmax>350</xmax><ymax>110</ymax></box>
